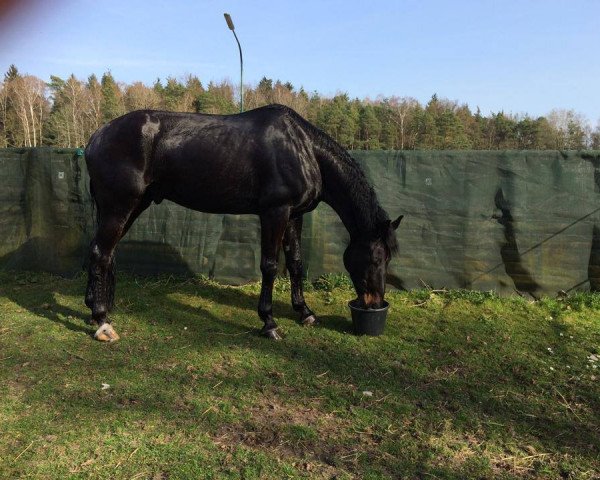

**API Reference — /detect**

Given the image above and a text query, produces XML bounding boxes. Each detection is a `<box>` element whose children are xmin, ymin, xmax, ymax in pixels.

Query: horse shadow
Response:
<box><xmin>0</xmin><ymin>240</ymin><xmax>336</xmax><ymax>339</ymax></box>
<box><xmin>0</xmin><ymin>235</ymin><xmax>377</xmax><ymax>338</ymax></box>
<box><xmin>1</xmin><ymin>274</ymin><xmax>89</xmax><ymax>334</ymax></box>
<box><xmin>0</xmin><ymin>237</ymin><xmax>89</xmax><ymax>332</ymax></box>
<box><xmin>0</xmin><ymin>239</ymin><xmax>208</xmax><ymax>337</ymax></box>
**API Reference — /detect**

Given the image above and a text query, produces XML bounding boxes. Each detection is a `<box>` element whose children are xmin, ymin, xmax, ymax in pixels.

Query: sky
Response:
<box><xmin>0</xmin><ymin>0</ymin><xmax>598</xmax><ymax>124</ymax></box>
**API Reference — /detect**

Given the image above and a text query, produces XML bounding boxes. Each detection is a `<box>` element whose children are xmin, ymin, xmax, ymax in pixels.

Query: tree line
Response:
<box><xmin>1</xmin><ymin>64</ymin><xmax>598</xmax><ymax>150</ymax></box>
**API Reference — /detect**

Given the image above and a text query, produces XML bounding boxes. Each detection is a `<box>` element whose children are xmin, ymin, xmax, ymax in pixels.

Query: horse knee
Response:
<box><xmin>287</xmin><ymin>259</ymin><xmax>302</xmax><ymax>278</ymax></box>
<box><xmin>260</xmin><ymin>259</ymin><xmax>278</xmax><ymax>279</ymax></box>
<box><xmin>89</xmin><ymin>243</ymin><xmax>113</xmax><ymax>271</ymax></box>
<box><xmin>89</xmin><ymin>243</ymin><xmax>102</xmax><ymax>268</ymax></box>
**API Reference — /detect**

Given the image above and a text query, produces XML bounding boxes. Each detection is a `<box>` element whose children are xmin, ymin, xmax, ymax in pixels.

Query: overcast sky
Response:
<box><xmin>1</xmin><ymin>0</ymin><xmax>598</xmax><ymax>124</ymax></box>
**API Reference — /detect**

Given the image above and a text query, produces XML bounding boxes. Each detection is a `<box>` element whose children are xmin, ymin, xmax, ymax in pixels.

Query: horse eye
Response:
<box><xmin>372</xmin><ymin>249</ymin><xmax>385</xmax><ymax>263</ymax></box>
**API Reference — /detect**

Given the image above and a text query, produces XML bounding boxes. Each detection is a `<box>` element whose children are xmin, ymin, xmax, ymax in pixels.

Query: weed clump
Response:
<box><xmin>312</xmin><ymin>273</ymin><xmax>354</xmax><ymax>292</ymax></box>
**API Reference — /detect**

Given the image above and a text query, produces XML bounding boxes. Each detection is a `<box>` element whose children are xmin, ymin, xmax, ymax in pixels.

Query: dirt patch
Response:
<box><xmin>210</xmin><ymin>396</ymin><xmax>388</xmax><ymax>478</ymax></box>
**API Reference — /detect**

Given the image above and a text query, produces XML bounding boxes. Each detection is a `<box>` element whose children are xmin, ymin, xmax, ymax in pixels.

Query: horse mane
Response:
<box><xmin>269</xmin><ymin>104</ymin><xmax>399</xmax><ymax>256</ymax></box>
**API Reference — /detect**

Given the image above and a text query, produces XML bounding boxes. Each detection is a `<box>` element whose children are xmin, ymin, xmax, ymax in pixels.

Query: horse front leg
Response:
<box><xmin>258</xmin><ymin>207</ymin><xmax>290</xmax><ymax>340</ymax></box>
<box><xmin>283</xmin><ymin>216</ymin><xmax>317</xmax><ymax>326</ymax></box>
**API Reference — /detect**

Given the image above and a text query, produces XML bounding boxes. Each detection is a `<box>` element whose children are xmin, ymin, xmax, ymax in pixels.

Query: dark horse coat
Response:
<box><xmin>85</xmin><ymin>104</ymin><xmax>401</xmax><ymax>341</ymax></box>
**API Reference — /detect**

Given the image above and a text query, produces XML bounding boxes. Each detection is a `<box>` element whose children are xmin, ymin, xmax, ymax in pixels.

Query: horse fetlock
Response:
<box><xmin>94</xmin><ymin>323</ymin><xmax>120</xmax><ymax>342</ymax></box>
<box><xmin>257</xmin><ymin>301</ymin><xmax>274</xmax><ymax>319</ymax></box>
<box><xmin>292</xmin><ymin>299</ymin><xmax>309</xmax><ymax>312</ymax></box>
<box><xmin>85</xmin><ymin>291</ymin><xmax>94</xmax><ymax>309</ymax></box>
<box><xmin>92</xmin><ymin>303</ymin><xmax>108</xmax><ymax>321</ymax></box>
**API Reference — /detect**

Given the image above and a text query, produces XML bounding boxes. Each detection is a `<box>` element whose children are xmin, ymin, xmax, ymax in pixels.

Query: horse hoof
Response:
<box><xmin>262</xmin><ymin>328</ymin><xmax>283</xmax><ymax>341</ymax></box>
<box><xmin>94</xmin><ymin>323</ymin><xmax>120</xmax><ymax>342</ymax></box>
<box><xmin>302</xmin><ymin>315</ymin><xmax>319</xmax><ymax>326</ymax></box>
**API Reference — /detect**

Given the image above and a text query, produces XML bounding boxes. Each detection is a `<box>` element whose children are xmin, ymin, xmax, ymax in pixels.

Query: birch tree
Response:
<box><xmin>0</xmin><ymin>81</ymin><xmax>8</xmax><ymax>147</ymax></box>
<box><xmin>6</xmin><ymin>75</ymin><xmax>48</xmax><ymax>146</ymax></box>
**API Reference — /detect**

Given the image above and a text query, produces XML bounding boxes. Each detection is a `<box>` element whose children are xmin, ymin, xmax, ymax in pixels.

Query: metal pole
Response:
<box><xmin>224</xmin><ymin>13</ymin><xmax>243</xmax><ymax>113</ymax></box>
<box><xmin>232</xmin><ymin>30</ymin><xmax>243</xmax><ymax>113</ymax></box>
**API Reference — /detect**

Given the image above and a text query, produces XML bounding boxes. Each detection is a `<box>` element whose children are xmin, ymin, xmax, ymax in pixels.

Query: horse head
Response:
<box><xmin>343</xmin><ymin>215</ymin><xmax>403</xmax><ymax>309</ymax></box>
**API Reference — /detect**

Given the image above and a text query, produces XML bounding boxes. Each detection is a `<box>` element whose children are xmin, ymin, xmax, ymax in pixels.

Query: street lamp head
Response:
<box><xmin>223</xmin><ymin>12</ymin><xmax>243</xmax><ymax>112</ymax></box>
<box><xmin>224</xmin><ymin>13</ymin><xmax>235</xmax><ymax>31</ymax></box>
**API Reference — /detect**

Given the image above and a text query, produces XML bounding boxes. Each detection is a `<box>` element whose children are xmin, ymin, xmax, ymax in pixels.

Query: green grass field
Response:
<box><xmin>1</xmin><ymin>271</ymin><xmax>599</xmax><ymax>479</ymax></box>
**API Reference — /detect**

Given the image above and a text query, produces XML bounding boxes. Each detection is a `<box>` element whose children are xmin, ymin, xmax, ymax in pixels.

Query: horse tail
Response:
<box><xmin>85</xmin><ymin>178</ymin><xmax>97</xmax><ymax>306</ymax></box>
<box><xmin>89</xmin><ymin>179</ymin><xmax>99</xmax><ymax>227</ymax></box>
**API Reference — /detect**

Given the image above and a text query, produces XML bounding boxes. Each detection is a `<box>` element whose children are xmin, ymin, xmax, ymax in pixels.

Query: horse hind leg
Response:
<box><xmin>87</xmin><ymin>194</ymin><xmax>151</xmax><ymax>342</ymax></box>
<box><xmin>87</xmin><ymin>213</ymin><xmax>126</xmax><ymax>341</ymax></box>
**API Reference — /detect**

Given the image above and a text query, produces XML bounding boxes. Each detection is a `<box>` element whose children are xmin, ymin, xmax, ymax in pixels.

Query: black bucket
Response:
<box><xmin>348</xmin><ymin>300</ymin><xmax>389</xmax><ymax>336</ymax></box>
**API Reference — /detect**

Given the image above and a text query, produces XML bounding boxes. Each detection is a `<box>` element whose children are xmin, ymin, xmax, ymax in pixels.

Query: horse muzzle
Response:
<box><xmin>359</xmin><ymin>292</ymin><xmax>383</xmax><ymax>309</ymax></box>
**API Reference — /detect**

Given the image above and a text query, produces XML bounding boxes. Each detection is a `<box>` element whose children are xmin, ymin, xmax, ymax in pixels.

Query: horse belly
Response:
<box><xmin>161</xmin><ymin>175</ymin><xmax>259</xmax><ymax>214</ymax></box>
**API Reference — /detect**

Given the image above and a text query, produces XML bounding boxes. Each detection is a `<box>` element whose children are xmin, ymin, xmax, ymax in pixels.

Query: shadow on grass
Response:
<box><xmin>317</xmin><ymin>315</ymin><xmax>352</xmax><ymax>334</ymax></box>
<box><xmin>3</xmin><ymin>272</ymin><xmax>600</xmax><ymax>478</ymax></box>
<box><xmin>31</xmin><ymin>301</ymin><xmax>91</xmax><ymax>335</ymax></box>
<box><xmin>1</xmin><ymin>270</ymin><xmax>91</xmax><ymax>335</ymax></box>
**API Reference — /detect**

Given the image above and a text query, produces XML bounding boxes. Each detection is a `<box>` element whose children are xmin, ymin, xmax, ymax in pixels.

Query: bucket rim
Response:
<box><xmin>348</xmin><ymin>299</ymin><xmax>390</xmax><ymax>313</ymax></box>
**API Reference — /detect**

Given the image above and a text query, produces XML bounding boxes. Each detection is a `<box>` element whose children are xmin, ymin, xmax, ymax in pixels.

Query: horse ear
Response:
<box><xmin>391</xmin><ymin>215</ymin><xmax>403</xmax><ymax>230</ymax></box>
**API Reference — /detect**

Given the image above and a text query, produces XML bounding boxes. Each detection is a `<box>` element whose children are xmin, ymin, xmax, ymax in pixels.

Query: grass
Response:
<box><xmin>0</xmin><ymin>271</ymin><xmax>599</xmax><ymax>479</ymax></box>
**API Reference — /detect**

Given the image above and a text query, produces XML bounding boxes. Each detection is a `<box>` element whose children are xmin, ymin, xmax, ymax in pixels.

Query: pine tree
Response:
<box><xmin>4</xmin><ymin>64</ymin><xmax>19</xmax><ymax>82</ymax></box>
<box><xmin>359</xmin><ymin>104</ymin><xmax>381</xmax><ymax>150</ymax></box>
<box><xmin>194</xmin><ymin>81</ymin><xmax>236</xmax><ymax>114</ymax></box>
<box><xmin>184</xmin><ymin>75</ymin><xmax>204</xmax><ymax>112</ymax></box>
<box><xmin>100</xmin><ymin>72</ymin><xmax>124</xmax><ymax>122</ymax></box>
<box><xmin>491</xmin><ymin>112</ymin><xmax>517</xmax><ymax>149</ymax></box>
<box><xmin>162</xmin><ymin>77</ymin><xmax>186</xmax><ymax>111</ymax></box>
<box><xmin>257</xmin><ymin>77</ymin><xmax>273</xmax><ymax>104</ymax></box>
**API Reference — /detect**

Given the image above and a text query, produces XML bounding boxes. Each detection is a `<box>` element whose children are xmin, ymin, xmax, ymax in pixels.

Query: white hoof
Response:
<box><xmin>94</xmin><ymin>323</ymin><xmax>120</xmax><ymax>342</ymax></box>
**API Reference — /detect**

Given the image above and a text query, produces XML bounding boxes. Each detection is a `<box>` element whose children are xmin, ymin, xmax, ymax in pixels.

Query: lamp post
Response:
<box><xmin>224</xmin><ymin>13</ymin><xmax>243</xmax><ymax>113</ymax></box>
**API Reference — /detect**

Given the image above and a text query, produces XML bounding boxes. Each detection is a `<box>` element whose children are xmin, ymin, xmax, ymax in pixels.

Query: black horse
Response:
<box><xmin>84</xmin><ymin>104</ymin><xmax>402</xmax><ymax>341</ymax></box>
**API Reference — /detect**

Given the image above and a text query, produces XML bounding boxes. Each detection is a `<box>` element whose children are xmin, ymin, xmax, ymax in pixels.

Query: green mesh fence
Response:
<box><xmin>1</xmin><ymin>148</ymin><xmax>599</xmax><ymax>296</ymax></box>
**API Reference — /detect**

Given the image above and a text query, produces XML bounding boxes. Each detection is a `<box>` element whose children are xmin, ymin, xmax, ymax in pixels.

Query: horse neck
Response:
<box><xmin>318</xmin><ymin>149</ymin><xmax>385</xmax><ymax>240</ymax></box>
